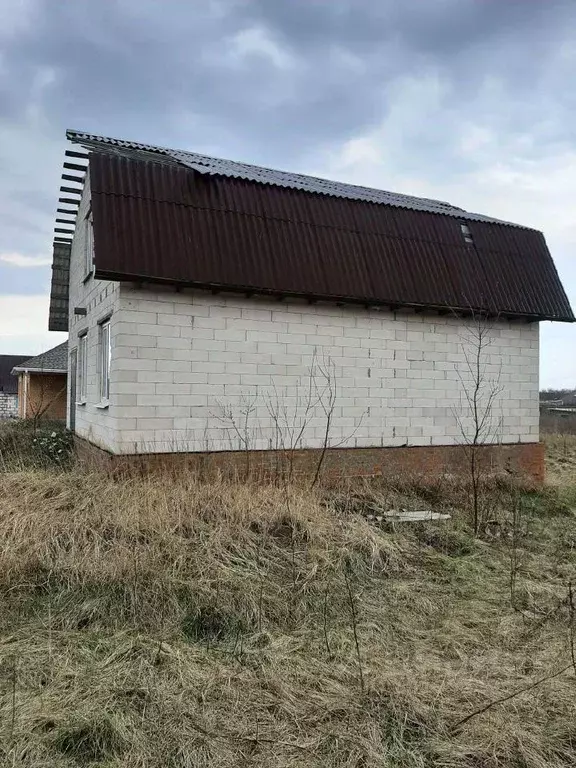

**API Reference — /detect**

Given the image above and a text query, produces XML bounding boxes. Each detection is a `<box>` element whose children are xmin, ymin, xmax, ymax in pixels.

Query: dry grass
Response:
<box><xmin>0</xmin><ymin>445</ymin><xmax>575</xmax><ymax>766</ymax></box>
<box><xmin>546</xmin><ymin>433</ymin><xmax>576</xmax><ymax>492</ymax></box>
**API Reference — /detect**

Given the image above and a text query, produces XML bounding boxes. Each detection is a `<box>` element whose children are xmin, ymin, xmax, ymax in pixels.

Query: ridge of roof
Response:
<box><xmin>66</xmin><ymin>129</ymin><xmax>525</xmax><ymax>228</ymax></box>
<box><xmin>12</xmin><ymin>341</ymin><xmax>68</xmax><ymax>373</ymax></box>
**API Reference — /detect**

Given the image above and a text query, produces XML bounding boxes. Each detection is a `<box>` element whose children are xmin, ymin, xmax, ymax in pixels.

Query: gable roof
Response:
<box><xmin>0</xmin><ymin>355</ymin><xmax>31</xmax><ymax>394</ymax></box>
<box><xmin>48</xmin><ymin>130</ymin><xmax>574</xmax><ymax>331</ymax></box>
<box><xmin>12</xmin><ymin>342</ymin><xmax>68</xmax><ymax>374</ymax></box>
<box><xmin>66</xmin><ymin>130</ymin><xmax>518</xmax><ymax>226</ymax></box>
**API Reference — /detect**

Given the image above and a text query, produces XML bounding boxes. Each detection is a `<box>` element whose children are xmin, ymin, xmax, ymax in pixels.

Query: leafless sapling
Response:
<box><xmin>453</xmin><ymin>312</ymin><xmax>504</xmax><ymax>534</ymax></box>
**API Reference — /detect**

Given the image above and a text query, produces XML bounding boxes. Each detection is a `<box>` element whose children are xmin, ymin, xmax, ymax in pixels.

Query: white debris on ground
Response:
<box><xmin>364</xmin><ymin>509</ymin><xmax>451</xmax><ymax>523</ymax></box>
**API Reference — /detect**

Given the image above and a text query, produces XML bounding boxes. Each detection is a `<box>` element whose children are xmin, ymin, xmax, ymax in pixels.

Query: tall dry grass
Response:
<box><xmin>0</xmin><ymin>459</ymin><xmax>575</xmax><ymax>766</ymax></box>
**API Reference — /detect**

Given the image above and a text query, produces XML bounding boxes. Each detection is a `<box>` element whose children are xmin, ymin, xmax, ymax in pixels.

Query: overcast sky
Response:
<box><xmin>0</xmin><ymin>0</ymin><xmax>574</xmax><ymax>386</ymax></box>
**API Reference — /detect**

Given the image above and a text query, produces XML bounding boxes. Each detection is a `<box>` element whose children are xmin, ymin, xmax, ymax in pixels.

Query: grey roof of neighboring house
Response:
<box><xmin>66</xmin><ymin>129</ymin><xmax>520</xmax><ymax>227</ymax></box>
<box><xmin>0</xmin><ymin>355</ymin><xmax>31</xmax><ymax>393</ymax></box>
<box><xmin>12</xmin><ymin>341</ymin><xmax>68</xmax><ymax>374</ymax></box>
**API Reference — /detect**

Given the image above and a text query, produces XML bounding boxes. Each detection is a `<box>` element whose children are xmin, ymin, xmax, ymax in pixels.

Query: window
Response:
<box><xmin>98</xmin><ymin>320</ymin><xmax>111</xmax><ymax>404</ymax></box>
<box><xmin>460</xmin><ymin>223</ymin><xmax>474</xmax><ymax>245</ymax></box>
<box><xmin>85</xmin><ymin>212</ymin><xmax>94</xmax><ymax>277</ymax></box>
<box><xmin>77</xmin><ymin>333</ymin><xmax>88</xmax><ymax>403</ymax></box>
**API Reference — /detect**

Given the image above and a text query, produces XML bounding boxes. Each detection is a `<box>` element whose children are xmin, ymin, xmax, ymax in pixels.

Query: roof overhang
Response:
<box><xmin>11</xmin><ymin>367</ymin><xmax>67</xmax><ymax>375</ymax></box>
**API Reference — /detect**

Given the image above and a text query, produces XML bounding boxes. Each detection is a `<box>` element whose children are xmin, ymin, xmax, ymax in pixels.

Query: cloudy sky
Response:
<box><xmin>0</xmin><ymin>0</ymin><xmax>574</xmax><ymax>386</ymax></box>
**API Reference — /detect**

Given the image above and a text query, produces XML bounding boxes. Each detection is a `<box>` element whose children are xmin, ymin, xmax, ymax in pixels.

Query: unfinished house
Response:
<box><xmin>12</xmin><ymin>342</ymin><xmax>68</xmax><ymax>421</ymax></box>
<box><xmin>47</xmin><ymin>130</ymin><xmax>574</xmax><ymax>480</ymax></box>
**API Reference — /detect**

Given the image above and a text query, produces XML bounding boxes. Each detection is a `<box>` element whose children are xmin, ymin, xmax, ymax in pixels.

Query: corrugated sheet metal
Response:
<box><xmin>68</xmin><ymin>129</ymin><xmax>517</xmax><ymax>226</ymax></box>
<box><xmin>88</xmin><ymin>152</ymin><xmax>574</xmax><ymax>321</ymax></box>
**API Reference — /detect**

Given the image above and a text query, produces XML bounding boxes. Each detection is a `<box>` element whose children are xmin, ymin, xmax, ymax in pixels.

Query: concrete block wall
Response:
<box><xmin>67</xmin><ymin>176</ymin><xmax>121</xmax><ymax>452</ymax></box>
<box><xmin>105</xmin><ymin>286</ymin><xmax>539</xmax><ymax>455</ymax></box>
<box><xmin>0</xmin><ymin>393</ymin><xmax>18</xmax><ymax>419</ymax></box>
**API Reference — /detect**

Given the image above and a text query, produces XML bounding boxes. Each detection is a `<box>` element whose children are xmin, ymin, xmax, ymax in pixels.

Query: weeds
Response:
<box><xmin>0</xmin><ymin>439</ymin><xmax>574</xmax><ymax>766</ymax></box>
<box><xmin>0</xmin><ymin>420</ymin><xmax>73</xmax><ymax>470</ymax></box>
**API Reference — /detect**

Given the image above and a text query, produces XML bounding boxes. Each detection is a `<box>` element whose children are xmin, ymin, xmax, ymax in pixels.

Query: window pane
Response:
<box><xmin>77</xmin><ymin>335</ymin><xmax>87</xmax><ymax>401</ymax></box>
<box><xmin>99</xmin><ymin>322</ymin><xmax>111</xmax><ymax>401</ymax></box>
<box><xmin>82</xmin><ymin>336</ymin><xmax>88</xmax><ymax>400</ymax></box>
<box><xmin>85</xmin><ymin>217</ymin><xmax>94</xmax><ymax>275</ymax></box>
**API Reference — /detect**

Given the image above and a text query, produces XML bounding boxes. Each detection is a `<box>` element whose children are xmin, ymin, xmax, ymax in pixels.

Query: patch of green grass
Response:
<box><xmin>52</xmin><ymin>718</ymin><xmax>126</xmax><ymax>763</ymax></box>
<box><xmin>0</xmin><ymin>419</ymin><xmax>73</xmax><ymax>470</ymax></box>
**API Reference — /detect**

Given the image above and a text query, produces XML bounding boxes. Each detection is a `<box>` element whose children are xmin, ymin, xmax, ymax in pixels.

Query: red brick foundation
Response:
<box><xmin>75</xmin><ymin>438</ymin><xmax>545</xmax><ymax>485</ymax></box>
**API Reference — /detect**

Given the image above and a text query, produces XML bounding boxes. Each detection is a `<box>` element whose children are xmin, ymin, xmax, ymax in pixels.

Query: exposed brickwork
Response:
<box><xmin>0</xmin><ymin>393</ymin><xmax>18</xmax><ymax>419</ymax></box>
<box><xmin>75</xmin><ymin>438</ymin><xmax>545</xmax><ymax>485</ymax></box>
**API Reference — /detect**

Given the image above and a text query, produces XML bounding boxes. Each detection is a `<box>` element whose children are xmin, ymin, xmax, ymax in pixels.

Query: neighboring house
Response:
<box><xmin>47</xmin><ymin>130</ymin><xmax>574</xmax><ymax>481</ymax></box>
<box><xmin>11</xmin><ymin>342</ymin><xmax>68</xmax><ymax>421</ymax></box>
<box><xmin>0</xmin><ymin>355</ymin><xmax>30</xmax><ymax>419</ymax></box>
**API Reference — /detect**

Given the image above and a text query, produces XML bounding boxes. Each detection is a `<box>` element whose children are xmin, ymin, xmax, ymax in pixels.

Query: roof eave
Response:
<box><xmin>11</xmin><ymin>367</ymin><xmax>67</xmax><ymax>375</ymax></box>
<box><xmin>100</xmin><ymin>270</ymin><xmax>576</xmax><ymax>323</ymax></box>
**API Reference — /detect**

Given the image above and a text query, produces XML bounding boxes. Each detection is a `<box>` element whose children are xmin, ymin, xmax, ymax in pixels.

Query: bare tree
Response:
<box><xmin>214</xmin><ymin>351</ymin><xmax>366</xmax><ymax>486</ymax></box>
<box><xmin>310</xmin><ymin>354</ymin><xmax>338</xmax><ymax>487</ymax></box>
<box><xmin>453</xmin><ymin>312</ymin><xmax>504</xmax><ymax>534</ymax></box>
<box><xmin>213</xmin><ymin>391</ymin><xmax>259</xmax><ymax>480</ymax></box>
<box><xmin>25</xmin><ymin>371</ymin><xmax>67</xmax><ymax>433</ymax></box>
<box><xmin>265</xmin><ymin>349</ymin><xmax>320</xmax><ymax>484</ymax></box>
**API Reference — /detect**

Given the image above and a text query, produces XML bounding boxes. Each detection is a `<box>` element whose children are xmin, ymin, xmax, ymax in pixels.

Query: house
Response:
<box><xmin>47</xmin><ymin>130</ymin><xmax>574</xmax><ymax>481</ymax></box>
<box><xmin>0</xmin><ymin>355</ymin><xmax>30</xmax><ymax>419</ymax></box>
<box><xmin>11</xmin><ymin>342</ymin><xmax>68</xmax><ymax>421</ymax></box>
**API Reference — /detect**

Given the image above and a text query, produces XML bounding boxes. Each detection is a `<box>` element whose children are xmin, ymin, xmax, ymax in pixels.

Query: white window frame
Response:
<box><xmin>77</xmin><ymin>333</ymin><xmax>88</xmax><ymax>404</ymax></box>
<box><xmin>85</xmin><ymin>211</ymin><xmax>94</xmax><ymax>278</ymax></box>
<box><xmin>98</xmin><ymin>319</ymin><xmax>111</xmax><ymax>407</ymax></box>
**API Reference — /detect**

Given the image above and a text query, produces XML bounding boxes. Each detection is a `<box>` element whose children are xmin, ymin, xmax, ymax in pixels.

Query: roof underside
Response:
<box><xmin>49</xmin><ymin>131</ymin><xmax>575</xmax><ymax>327</ymax></box>
<box><xmin>49</xmin><ymin>242</ymin><xmax>71</xmax><ymax>332</ymax></box>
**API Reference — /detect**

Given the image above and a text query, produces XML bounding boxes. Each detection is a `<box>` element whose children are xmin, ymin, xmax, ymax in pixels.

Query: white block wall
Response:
<box><xmin>66</xmin><ymin>185</ymin><xmax>540</xmax><ymax>456</ymax></box>
<box><xmin>67</xmin><ymin>177</ymin><xmax>121</xmax><ymax>452</ymax></box>
<box><xmin>103</xmin><ymin>286</ymin><xmax>539</xmax><ymax>455</ymax></box>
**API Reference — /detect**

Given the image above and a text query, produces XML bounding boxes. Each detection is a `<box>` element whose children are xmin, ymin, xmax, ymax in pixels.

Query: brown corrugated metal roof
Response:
<box><xmin>65</xmin><ymin>130</ymin><xmax>520</xmax><ymax>226</ymax></box>
<box><xmin>86</xmin><ymin>150</ymin><xmax>573</xmax><ymax>321</ymax></box>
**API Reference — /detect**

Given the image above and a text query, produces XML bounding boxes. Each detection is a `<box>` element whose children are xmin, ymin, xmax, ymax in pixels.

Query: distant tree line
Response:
<box><xmin>540</xmin><ymin>389</ymin><xmax>576</xmax><ymax>402</ymax></box>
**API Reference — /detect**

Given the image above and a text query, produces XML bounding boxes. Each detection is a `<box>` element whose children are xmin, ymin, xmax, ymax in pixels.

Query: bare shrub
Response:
<box><xmin>453</xmin><ymin>312</ymin><xmax>503</xmax><ymax>533</ymax></box>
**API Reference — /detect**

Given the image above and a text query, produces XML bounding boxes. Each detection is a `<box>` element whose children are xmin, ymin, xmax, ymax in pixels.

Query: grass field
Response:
<box><xmin>0</xmin><ymin>430</ymin><xmax>575</xmax><ymax>766</ymax></box>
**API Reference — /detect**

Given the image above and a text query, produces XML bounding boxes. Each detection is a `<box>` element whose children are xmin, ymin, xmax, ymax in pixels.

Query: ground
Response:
<box><xmin>0</xmin><ymin>429</ymin><xmax>575</xmax><ymax>767</ymax></box>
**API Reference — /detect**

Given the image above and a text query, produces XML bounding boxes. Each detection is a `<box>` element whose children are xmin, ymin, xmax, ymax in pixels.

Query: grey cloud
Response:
<box><xmin>0</xmin><ymin>0</ymin><xmax>575</xmax><ymax>265</ymax></box>
<box><xmin>1</xmin><ymin>0</ymin><xmax>572</xmax><ymax>159</ymax></box>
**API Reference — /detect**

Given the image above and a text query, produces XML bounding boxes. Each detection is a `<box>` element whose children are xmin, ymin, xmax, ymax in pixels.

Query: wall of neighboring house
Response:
<box><xmin>23</xmin><ymin>373</ymin><xmax>67</xmax><ymax>420</ymax></box>
<box><xmin>67</xmin><ymin>175</ymin><xmax>121</xmax><ymax>452</ymax></box>
<box><xmin>0</xmin><ymin>393</ymin><xmax>18</xmax><ymax>419</ymax></box>
<box><xmin>95</xmin><ymin>285</ymin><xmax>539</xmax><ymax>455</ymax></box>
<box><xmin>17</xmin><ymin>375</ymin><xmax>25</xmax><ymax>418</ymax></box>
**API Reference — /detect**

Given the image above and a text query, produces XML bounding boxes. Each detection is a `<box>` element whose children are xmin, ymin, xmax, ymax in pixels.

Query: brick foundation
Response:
<box><xmin>75</xmin><ymin>438</ymin><xmax>545</xmax><ymax>485</ymax></box>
